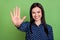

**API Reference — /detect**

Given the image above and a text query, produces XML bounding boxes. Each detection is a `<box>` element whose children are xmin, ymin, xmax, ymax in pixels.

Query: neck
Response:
<box><xmin>35</xmin><ymin>20</ymin><xmax>41</xmax><ymax>26</ymax></box>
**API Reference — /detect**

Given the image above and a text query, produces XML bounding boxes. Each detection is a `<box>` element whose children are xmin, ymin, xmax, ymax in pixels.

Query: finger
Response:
<box><xmin>10</xmin><ymin>11</ymin><xmax>13</xmax><ymax>19</ymax></box>
<box><xmin>22</xmin><ymin>16</ymin><xmax>26</xmax><ymax>21</ymax></box>
<box><xmin>17</xmin><ymin>7</ymin><xmax>20</xmax><ymax>17</ymax></box>
<box><xmin>15</xmin><ymin>6</ymin><xmax>18</xmax><ymax>16</ymax></box>
<box><xmin>13</xmin><ymin>8</ymin><xmax>15</xmax><ymax>16</ymax></box>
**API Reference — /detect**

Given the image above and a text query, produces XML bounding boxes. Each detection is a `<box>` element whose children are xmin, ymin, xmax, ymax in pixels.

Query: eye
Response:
<box><xmin>32</xmin><ymin>12</ymin><xmax>35</xmax><ymax>14</ymax></box>
<box><xmin>37</xmin><ymin>11</ymin><xmax>40</xmax><ymax>13</ymax></box>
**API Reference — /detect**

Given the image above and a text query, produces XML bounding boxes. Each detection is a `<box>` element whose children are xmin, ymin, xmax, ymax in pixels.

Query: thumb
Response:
<box><xmin>22</xmin><ymin>16</ymin><xmax>26</xmax><ymax>21</ymax></box>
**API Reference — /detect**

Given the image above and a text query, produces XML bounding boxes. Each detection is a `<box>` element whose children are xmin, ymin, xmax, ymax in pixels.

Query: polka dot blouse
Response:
<box><xmin>17</xmin><ymin>22</ymin><xmax>54</xmax><ymax>40</ymax></box>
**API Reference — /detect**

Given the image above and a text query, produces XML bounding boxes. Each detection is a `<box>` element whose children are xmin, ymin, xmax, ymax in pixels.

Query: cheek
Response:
<box><xmin>39</xmin><ymin>13</ymin><xmax>42</xmax><ymax>18</ymax></box>
<box><xmin>32</xmin><ymin>13</ymin><xmax>42</xmax><ymax>17</ymax></box>
<box><xmin>32</xmin><ymin>14</ymin><xmax>35</xmax><ymax>18</ymax></box>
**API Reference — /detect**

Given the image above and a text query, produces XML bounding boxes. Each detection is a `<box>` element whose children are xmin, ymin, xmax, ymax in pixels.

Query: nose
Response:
<box><xmin>35</xmin><ymin>13</ymin><xmax>38</xmax><ymax>16</ymax></box>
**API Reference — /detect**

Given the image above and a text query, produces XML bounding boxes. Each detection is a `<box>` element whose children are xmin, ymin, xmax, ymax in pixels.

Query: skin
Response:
<box><xmin>32</xmin><ymin>7</ymin><xmax>42</xmax><ymax>26</ymax></box>
<box><xmin>10</xmin><ymin>6</ymin><xmax>26</xmax><ymax>27</ymax></box>
<box><xmin>10</xmin><ymin>6</ymin><xmax>42</xmax><ymax>27</ymax></box>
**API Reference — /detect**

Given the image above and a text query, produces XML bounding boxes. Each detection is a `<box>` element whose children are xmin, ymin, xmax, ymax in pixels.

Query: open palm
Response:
<box><xmin>10</xmin><ymin>6</ymin><xmax>26</xmax><ymax>27</ymax></box>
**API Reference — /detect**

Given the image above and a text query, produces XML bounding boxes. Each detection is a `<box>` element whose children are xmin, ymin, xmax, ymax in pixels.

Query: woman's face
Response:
<box><xmin>32</xmin><ymin>7</ymin><xmax>42</xmax><ymax>21</ymax></box>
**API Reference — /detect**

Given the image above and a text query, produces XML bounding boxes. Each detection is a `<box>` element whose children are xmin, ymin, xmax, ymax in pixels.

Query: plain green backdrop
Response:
<box><xmin>0</xmin><ymin>0</ymin><xmax>60</xmax><ymax>40</ymax></box>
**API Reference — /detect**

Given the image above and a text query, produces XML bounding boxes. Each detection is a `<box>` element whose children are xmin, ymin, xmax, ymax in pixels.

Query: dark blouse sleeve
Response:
<box><xmin>16</xmin><ymin>22</ymin><xmax>30</xmax><ymax>32</ymax></box>
<box><xmin>47</xmin><ymin>25</ymin><xmax>54</xmax><ymax>40</ymax></box>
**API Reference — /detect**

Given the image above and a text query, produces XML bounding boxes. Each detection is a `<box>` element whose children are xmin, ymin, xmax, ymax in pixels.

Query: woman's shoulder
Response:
<box><xmin>46</xmin><ymin>24</ymin><xmax>53</xmax><ymax>31</ymax></box>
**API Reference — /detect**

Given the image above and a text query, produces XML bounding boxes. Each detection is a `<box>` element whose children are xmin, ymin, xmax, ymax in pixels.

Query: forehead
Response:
<box><xmin>32</xmin><ymin>7</ymin><xmax>41</xmax><ymax>12</ymax></box>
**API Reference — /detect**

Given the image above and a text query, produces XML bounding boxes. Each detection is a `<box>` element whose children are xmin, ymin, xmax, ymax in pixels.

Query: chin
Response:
<box><xmin>34</xmin><ymin>19</ymin><xmax>40</xmax><ymax>21</ymax></box>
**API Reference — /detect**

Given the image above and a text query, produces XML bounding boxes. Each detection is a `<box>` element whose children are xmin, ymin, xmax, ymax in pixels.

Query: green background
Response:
<box><xmin>0</xmin><ymin>0</ymin><xmax>60</xmax><ymax>40</ymax></box>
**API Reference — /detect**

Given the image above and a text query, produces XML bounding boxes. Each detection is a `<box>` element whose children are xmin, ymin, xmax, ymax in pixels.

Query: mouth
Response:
<box><xmin>35</xmin><ymin>17</ymin><xmax>39</xmax><ymax>19</ymax></box>
<box><xmin>35</xmin><ymin>16</ymin><xmax>39</xmax><ymax>18</ymax></box>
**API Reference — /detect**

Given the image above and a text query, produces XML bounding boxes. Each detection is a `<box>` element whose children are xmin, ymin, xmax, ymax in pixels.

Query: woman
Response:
<box><xmin>10</xmin><ymin>3</ymin><xmax>54</xmax><ymax>40</ymax></box>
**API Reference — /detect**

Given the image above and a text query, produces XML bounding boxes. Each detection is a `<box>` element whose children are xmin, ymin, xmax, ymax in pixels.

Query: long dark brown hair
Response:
<box><xmin>30</xmin><ymin>3</ymin><xmax>48</xmax><ymax>36</ymax></box>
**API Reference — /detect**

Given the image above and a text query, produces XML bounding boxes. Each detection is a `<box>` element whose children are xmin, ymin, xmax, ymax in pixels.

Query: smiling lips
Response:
<box><xmin>35</xmin><ymin>16</ymin><xmax>40</xmax><ymax>19</ymax></box>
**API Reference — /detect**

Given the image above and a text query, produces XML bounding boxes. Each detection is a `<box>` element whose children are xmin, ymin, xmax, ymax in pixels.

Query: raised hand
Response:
<box><xmin>10</xmin><ymin>6</ymin><xmax>26</xmax><ymax>27</ymax></box>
